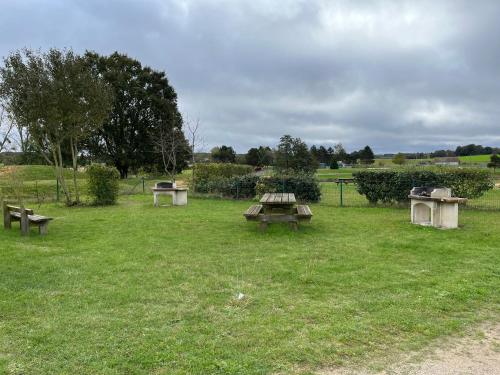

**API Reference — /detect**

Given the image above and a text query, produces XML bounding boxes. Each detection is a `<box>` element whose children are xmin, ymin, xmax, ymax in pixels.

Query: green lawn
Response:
<box><xmin>458</xmin><ymin>154</ymin><xmax>492</xmax><ymax>163</ymax></box>
<box><xmin>0</xmin><ymin>192</ymin><xmax>499</xmax><ymax>374</ymax></box>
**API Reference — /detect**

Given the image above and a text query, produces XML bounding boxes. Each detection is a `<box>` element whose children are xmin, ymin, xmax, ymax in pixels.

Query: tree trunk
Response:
<box><xmin>117</xmin><ymin>165</ymin><xmax>128</xmax><ymax>179</ymax></box>
<box><xmin>69</xmin><ymin>137</ymin><xmax>80</xmax><ymax>204</ymax></box>
<box><xmin>55</xmin><ymin>143</ymin><xmax>72</xmax><ymax>205</ymax></box>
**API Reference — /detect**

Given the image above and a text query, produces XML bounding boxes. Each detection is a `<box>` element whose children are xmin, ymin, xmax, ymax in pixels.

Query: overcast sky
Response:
<box><xmin>1</xmin><ymin>0</ymin><xmax>499</xmax><ymax>153</ymax></box>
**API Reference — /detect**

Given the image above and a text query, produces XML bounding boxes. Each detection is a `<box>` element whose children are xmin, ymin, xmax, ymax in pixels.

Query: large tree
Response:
<box><xmin>0</xmin><ymin>48</ymin><xmax>112</xmax><ymax>204</ymax></box>
<box><xmin>359</xmin><ymin>145</ymin><xmax>375</xmax><ymax>165</ymax></box>
<box><xmin>84</xmin><ymin>52</ymin><xmax>187</xmax><ymax>178</ymax></box>
<box><xmin>275</xmin><ymin>135</ymin><xmax>318</xmax><ymax>173</ymax></box>
<box><xmin>211</xmin><ymin>145</ymin><xmax>236</xmax><ymax>163</ymax></box>
<box><xmin>245</xmin><ymin>146</ymin><xmax>273</xmax><ymax>166</ymax></box>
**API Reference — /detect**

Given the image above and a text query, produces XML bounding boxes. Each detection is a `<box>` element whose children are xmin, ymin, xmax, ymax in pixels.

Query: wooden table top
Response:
<box><xmin>260</xmin><ymin>193</ymin><xmax>296</xmax><ymax>205</ymax></box>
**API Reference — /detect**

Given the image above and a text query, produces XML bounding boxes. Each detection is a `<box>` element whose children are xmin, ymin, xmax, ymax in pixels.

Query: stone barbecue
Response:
<box><xmin>408</xmin><ymin>187</ymin><xmax>467</xmax><ymax>229</ymax></box>
<box><xmin>152</xmin><ymin>181</ymin><xmax>188</xmax><ymax>206</ymax></box>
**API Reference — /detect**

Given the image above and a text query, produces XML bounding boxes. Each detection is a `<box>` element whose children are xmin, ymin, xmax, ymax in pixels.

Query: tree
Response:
<box><xmin>0</xmin><ymin>101</ymin><xmax>14</xmax><ymax>153</ymax></box>
<box><xmin>392</xmin><ymin>152</ymin><xmax>406</xmax><ymax>165</ymax></box>
<box><xmin>359</xmin><ymin>145</ymin><xmax>375</xmax><ymax>165</ymax></box>
<box><xmin>184</xmin><ymin>116</ymin><xmax>204</xmax><ymax>191</ymax></box>
<box><xmin>488</xmin><ymin>154</ymin><xmax>500</xmax><ymax>171</ymax></box>
<box><xmin>0</xmin><ymin>48</ymin><xmax>112</xmax><ymax>205</ymax></box>
<box><xmin>333</xmin><ymin>143</ymin><xmax>348</xmax><ymax>163</ymax></box>
<box><xmin>211</xmin><ymin>145</ymin><xmax>236</xmax><ymax>163</ymax></box>
<box><xmin>152</xmin><ymin>121</ymin><xmax>190</xmax><ymax>183</ymax></box>
<box><xmin>275</xmin><ymin>135</ymin><xmax>318</xmax><ymax>173</ymax></box>
<box><xmin>84</xmin><ymin>52</ymin><xmax>186</xmax><ymax>178</ymax></box>
<box><xmin>245</xmin><ymin>146</ymin><xmax>273</xmax><ymax>166</ymax></box>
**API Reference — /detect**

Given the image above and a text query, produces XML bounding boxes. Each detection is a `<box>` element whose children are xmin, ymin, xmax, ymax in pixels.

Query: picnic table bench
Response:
<box><xmin>3</xmin><ymin>202</ymin><xmax>53</xmax><ymax>235</ymax></box>
<box><xmin>244</xmin><ymin>193</ymin><xmax>312</xmax><ymax>231</ymax></box>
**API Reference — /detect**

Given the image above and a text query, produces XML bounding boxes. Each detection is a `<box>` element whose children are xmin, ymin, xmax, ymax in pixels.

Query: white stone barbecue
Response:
<box><xmin>409</xmin><ymin>187</ymin><xmax>467</xmax><ymax>229</ymax></box>
<box><xmin>152</xmin><ymin>182</ymin><xmax>188</xmax><ymax>206</ymax></box>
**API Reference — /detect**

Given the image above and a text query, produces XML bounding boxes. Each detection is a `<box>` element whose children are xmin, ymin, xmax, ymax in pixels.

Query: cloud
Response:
<box><xmin>1</xmin><ymin>0</ymin><xmax>499</xmax><ymax>153</ymax></box>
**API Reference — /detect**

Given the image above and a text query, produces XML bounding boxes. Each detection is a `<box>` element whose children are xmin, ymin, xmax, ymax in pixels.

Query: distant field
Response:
<box><xmin>0</xmin><ymin>164</ymin><xmax>83</xmax><ymax>181</ymax></box>
<box><xmin>458</xmin><ymin>154</ymin><xmax>492</xmax><ymax>163</ymax></box>
<box><xmin>374</xmin><ymin>154</ymin><xmax>493</xmax><ymax>166</ymax></box>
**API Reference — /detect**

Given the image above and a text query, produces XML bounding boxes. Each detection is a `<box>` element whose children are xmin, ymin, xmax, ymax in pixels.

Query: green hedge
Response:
<box><xmin>193</xmin><ymin>163</ymin><xmax>253</xmax><ymax>183</ymax></box>
<box><xmin>354</xmin><ymin>168</ymin><xmax>494</xmax><ymax>204</ymax></box>
<box><xmin>87</xmin><ymin>164</ymin><xmax>120</xmax><ymax>205</ymax></box>
<box><xmin>194</xmin><ymin>173</ymin><xmax>321</xmax><ymax>202</ymax></box>
<box><xmin>256</xmin><ymin>175</ymin><xmax>321</xmax><ymax>202</ymax></box>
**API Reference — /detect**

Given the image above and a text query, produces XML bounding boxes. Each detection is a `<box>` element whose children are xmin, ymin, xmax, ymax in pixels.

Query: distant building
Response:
<box><xmin>433</xmin><ymin>157</ymin><xmax>460</xmax><ymax>166</ymax></box>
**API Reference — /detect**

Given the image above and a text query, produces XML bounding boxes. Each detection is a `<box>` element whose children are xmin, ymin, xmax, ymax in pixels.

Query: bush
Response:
<box><xmin>195</xmin><ymin>175</ymin><xmax>259</xmax><ymax>198</ymax></box>
<box><xmin>256</xmin><ymin>174</ymin><xmax>321</xmax><ymax>202</ymax></box>
<box><xmin>354</xmin><ymin>168</ymin><xmax>494</xmax><ymax>204</ymax></box>
<box><xmin>330</xmin><ymin>159</ymin><xmax>339</xmax><ymax>169</ymax></box>
<box><xmin>87</xmin><ymin>164</ymin><xmax>120</xmax><ymax>205</ymax></box>
<box><xmin>194</xmin><ymin>163</ymin><xmax>253</xmax><ymax>183</ymax></box>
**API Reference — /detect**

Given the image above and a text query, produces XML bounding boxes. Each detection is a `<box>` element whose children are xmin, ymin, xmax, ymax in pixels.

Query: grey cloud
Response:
<box><xmin>1</xmin><ymin>0</ymin><xmax>499</xmax><ymax>153</ymax></box>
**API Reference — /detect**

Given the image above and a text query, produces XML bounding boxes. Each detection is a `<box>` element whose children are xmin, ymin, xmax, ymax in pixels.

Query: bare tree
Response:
<box><xmin>185</xmin><ymin>116</ymin><xmax>204</xmax><ymax>191</ymax></box>
<box><xmin>154</xmin><ymin>121</ymin><xmax>185</xmax><ymax>185</ymax></box>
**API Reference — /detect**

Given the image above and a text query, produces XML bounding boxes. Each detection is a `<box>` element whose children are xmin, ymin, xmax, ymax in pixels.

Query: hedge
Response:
<box><xmin>194</xmin><ymin>173</ymin><xmax>321</xmax><ymax>202</ymax></box>
<box><xmin>354</xmin><ymin>168</ymin><xmax>494</xmax><ymax>204</ymax></box>
<box><xmin>256</xmin><ymin>175</ymin><xmax>321</xmax><ymax>202</ymax></box>
<box><xmin>87</xmin><ymin>164</ymin><xmax>120</xmax><ymax>205</ymax></box>
<box><xmin>193</xmin><ymin>163</ymin><xmax>253</xmax><ymax>183</ymax></box>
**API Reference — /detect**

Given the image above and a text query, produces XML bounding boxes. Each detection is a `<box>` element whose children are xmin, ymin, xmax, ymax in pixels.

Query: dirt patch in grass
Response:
<box><xmin>321</xmin><ymin>322</ymin><xmax>500</xmax><ymax>375</ymax></box>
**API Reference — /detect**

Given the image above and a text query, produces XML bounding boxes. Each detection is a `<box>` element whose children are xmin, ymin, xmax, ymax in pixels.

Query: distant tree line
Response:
<box><xmin>208</xmin><ymin>137</ymin><xmax>376</xmax><ymax>171</ymax></box>
<box><xmin>431</xmin><ymin>144</ymin><xmax>500</xmax><ymax>158</ymax></box>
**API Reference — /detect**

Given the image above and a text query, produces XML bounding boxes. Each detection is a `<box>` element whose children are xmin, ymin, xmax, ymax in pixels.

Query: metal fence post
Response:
<box><xmin>56</xmin><ymin>178</ymin><xmax>60</xmax><ymax>202</ymax></box>
<box><xmin>142</xmin><ymin>177</ymin><xmax>145</xmax><ymax>194</ymax></box>
<box><xmin>340</xmin><ymin>179</ymin><xmax>344</xmax><ymax>207</ymax></box>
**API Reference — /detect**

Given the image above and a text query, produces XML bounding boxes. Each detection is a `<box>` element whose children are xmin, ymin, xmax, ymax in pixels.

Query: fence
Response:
<box><xmin>1</xmin><ymin>174</ymin><xmax>499</xmax><ymax>211</ymax></box>
<box><xmin>321</xmin><ymin>180</ymin><xmax>500</xmax><ymax>211</ymax></box>
<box><xmin>0</xmin><ymin>176</ymin><xmax>167</xmax><ymax>205</ymax></box>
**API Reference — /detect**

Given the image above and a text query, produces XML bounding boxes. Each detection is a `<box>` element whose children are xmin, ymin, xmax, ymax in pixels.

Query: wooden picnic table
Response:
<box><xmin>244</xmin><ymin>193</ymin><xmax>312</xmax><ymax>231</ymax></box>
<box><xmin>260</xmin><ymin>193</ymin><xmax>296</xmax><ymax>213</ymax></box>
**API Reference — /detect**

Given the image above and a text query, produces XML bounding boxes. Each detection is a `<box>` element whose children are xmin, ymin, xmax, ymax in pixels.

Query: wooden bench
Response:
<box><xmin>3</xmin><ymin>202</ymin><xmax>53</xmax><ymax>235</ymax></box>
<box><xmin>243</xmin><ymin>205</ymin><xmax>263</xmax><ymax>220</ymax></box>
<box><xmin>296</xmin><ymin>205</ymin><xmax>313</xmax><ymax>222</ymax></box>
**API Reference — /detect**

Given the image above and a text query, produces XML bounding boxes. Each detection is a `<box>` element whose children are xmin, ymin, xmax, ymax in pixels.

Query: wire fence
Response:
<box><xmin>321</xmin><ymin>181</ymin><xmax>500</xmax><ymax>211</ymax></box>
<box><xmin>1</xmin><ymin>175</ymin><xmax>499</xmax><ymax>211</ymax></box>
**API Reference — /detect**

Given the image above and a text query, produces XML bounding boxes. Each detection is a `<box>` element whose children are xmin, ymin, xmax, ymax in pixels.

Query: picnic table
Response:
<box><xmin>244</xmin><ymin>193</ymin><xmax>312</xmax><ymax>231</ymax></box>
<box><xmin>260</xmin><ymin>192</ymin><xmax>296</xmax><ymax>213</ymax></box>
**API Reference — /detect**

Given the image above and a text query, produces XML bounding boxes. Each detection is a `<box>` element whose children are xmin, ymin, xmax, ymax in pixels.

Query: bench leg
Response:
<box><xmin>39</xmin><ymin>222</ymin><xmax>49</xmax><ymax>235</ymax></box>
<box><xmin>20</xmin><ymin>210</ymin><xmax>29</xmax><ymax>236</ymax></box>
<box><xmin>3</xmin><ymin>201</ymin><xmax>11</xmax><ymax>229</ymax></box>
<box><xmin>4</xmin><ymin>213</ymin><xmax>11</xmax><ymax>229</ymax></box>
<box><xmin>153</xmin><ymin>193</ymin><xmax>159</xmax><ymax>207</ymax></box>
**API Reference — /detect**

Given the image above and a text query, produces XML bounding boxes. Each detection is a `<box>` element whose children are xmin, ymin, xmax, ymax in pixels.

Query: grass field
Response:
<box><xmin>0</xmin><ymin>190</ymin><xmax>499</xmax><ymax>374</ymax></box>
<box><xmin>458</xmin><ymin>154</ymin><xmax>493</xmax><ymax>163</ymax></box>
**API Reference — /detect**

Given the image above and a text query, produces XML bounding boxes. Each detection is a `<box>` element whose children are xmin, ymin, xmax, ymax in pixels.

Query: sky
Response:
<box><xmin>1</xmin><ymin>0</ymin><xmax>500</xmax><ymax>154</ymax></box>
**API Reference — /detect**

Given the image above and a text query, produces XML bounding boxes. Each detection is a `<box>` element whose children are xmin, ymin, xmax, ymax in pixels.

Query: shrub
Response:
<box><xmin>87</xmin><ymin>164</ymin><xmax>120</xmax><ymax>205</ymax></box>
<box><xmin>330</xmin><ymin>159</ymin><xmax>339</xmax><ymax>169</ymax></box>
<box><xmin>193</xmin><ymin>163</ymin><xmax>253</xmax><ymax>183</ymax></box>
<box><xmin>354</xmin><ymin>168</ymin><xmax>494</xmax><ymax>204</ymax></box>
<box><xmin>196</xmin><ymin>175</ymin><xmax>259</xmax><ymax>198</ymax></box>
<box><xmin>256</xmin><ymin>174</ymin><xmax>321</xmax><ymax>202</ymax></box>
